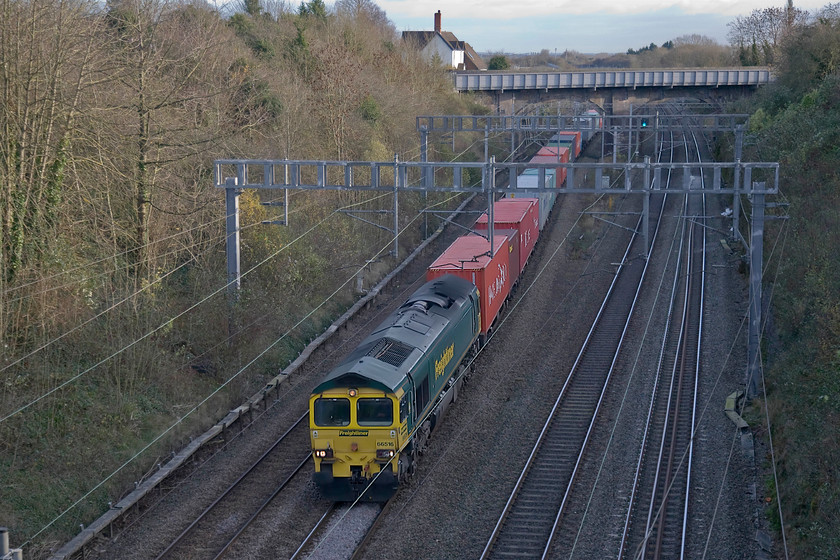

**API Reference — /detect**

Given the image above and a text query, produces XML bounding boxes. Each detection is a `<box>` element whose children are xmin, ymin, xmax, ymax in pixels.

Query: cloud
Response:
<box><xmin>455</xmin><ymin>12</ymin><xmax>733</xmax><ymax>53</ymax></box>
<box><xmin>376</xmin><ymin>0</ymin><xmax>826</xmax><ymax>19</ymax></box>
<box><xmin>374</xmin><ymin>0</ymin><xmax>830</xmax><ymax>52</ymax></box>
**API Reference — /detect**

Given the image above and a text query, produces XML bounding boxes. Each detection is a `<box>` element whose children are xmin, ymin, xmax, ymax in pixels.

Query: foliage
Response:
<box><xmin>487</xmin><ymin>55</ymin><xmax>510</xmax><ymax>70</ymax></box>
<box><xmin>727</xmin><ymin>6</ymin><xmax>807</xmax><ymax>66</ymax></box>
<box><xmin>0</xmin><ymin>0</ymin><xmax>479</xmax><ymax>549</ymax></box>
<box><xmin>0</xmin><ymin>0</ymin><xmax>94</xmax><ymax>283</ymax></box>
<box><xmin>626</xmin><ymin>42</ymin><xmax>658</xmax><ymax>55</ymax></box>
<box><xmin>776</xmin><ymin>15</ymin><xmax>840</xmax><ymax>96</ymax></box>
<box><xmin>334</xmin><ymin>0</ymin><xmax>391</xmax><ymax>32</ymax></box>
<box><xmin>731</xmin><ymin>9</ymin><xmax>840</xmax><ymax>557</ymax></box>
<box><xmin>629</xmin><ymin>35</ymin><xmax>734</xmax><ymax>67</ymax></box>
<box><xmin>298</xmin><ymin>0</ymin><xmax>326</xmax><ymax>21</ymax></box>
<box><xmin>358</xmin><ymin>94</ymin><xmax>382</xmax><ymax>125</ymax></box>
<box><xmin>538</xmin><ymin>35</ymin><xmax>733</xmax><ymax>70</ymax></box>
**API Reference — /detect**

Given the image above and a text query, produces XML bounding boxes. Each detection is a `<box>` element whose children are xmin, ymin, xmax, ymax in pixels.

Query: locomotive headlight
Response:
<box><xmin>376</xmin><ymin>449</ymin><xmax>395</xmax><ymax>460</ymax></box>
<box><xmin>314</xmin><ymin>448</ymin><xmax>333</xmax><ymax>459</ymax></box>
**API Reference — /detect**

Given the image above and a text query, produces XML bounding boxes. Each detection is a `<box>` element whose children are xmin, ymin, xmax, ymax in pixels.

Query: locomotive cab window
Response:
<box><xmin>357</xmin><ymin>398</ymin><xmax>393</xmax><ymax>426</ymax></box>
<box><xmin>313</xmin><ymin>398</ymin><xmax>350</xmax><ymax>427</ymax></box>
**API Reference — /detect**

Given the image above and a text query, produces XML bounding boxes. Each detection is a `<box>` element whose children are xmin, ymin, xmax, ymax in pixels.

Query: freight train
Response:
<box><xmin>309</xmin><ymin>123</ymin><xmax>598</xmax><ymax>501</ymax></box>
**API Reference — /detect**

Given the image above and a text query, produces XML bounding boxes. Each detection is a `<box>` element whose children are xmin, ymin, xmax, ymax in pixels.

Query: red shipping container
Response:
<box><xmin>529</xmin><ymin>154</ymin><xmax>567</xmax><ymax>188</ymax></box>
<box><xmin>499</xmin><ymin>229</ymin><xmax>521</xmax><ymax>288</ymax></box>
<box><xmin>474</xmin><ymin>198</ymin><xmax>539</xmax><ymax>279</ymax></box>
<box><xmin>536</xmin><ymin>146</ymin><xmax>571</xmax><ymax>186</ymax></box>
<box><xmin>427</xmin><ymin>234</ymin><xmax>513</xmax><ymax>336</ymax></box>
<box><xmin>536</xmin><ymin>145</ymin><xmax>571</xmax><ymax>163</ymax></box>
<box><xmin>556</xmin><ymin>131</ymin><xmax>582</xmax><ymax>157</ymax></box>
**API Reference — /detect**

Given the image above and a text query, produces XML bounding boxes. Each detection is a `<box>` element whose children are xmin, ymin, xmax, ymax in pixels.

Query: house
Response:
<box><xmin>402</xmin><ymin>11</ymin><xmax>486</xmax><ymax>71</ymax></box>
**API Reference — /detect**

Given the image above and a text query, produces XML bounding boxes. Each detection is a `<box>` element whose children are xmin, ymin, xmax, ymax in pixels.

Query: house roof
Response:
<box><xmin>462</xmin><ymin>43</ymin><xmax>485</xmax><ymax>71</ymax></box>
<box><xmin>401</xmin><ymin>30</ymin><xmax>486</xmax><ymax>71</ymax></box>
<box><xmin>402</xmin><ymin>30</ymin><xmax>437</xmax><ymax>49</ymax></box>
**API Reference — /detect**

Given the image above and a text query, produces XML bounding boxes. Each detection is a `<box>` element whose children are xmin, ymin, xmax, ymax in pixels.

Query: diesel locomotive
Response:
<box><xmin>309</xmin><ymin>274</ymin><xmax>480</xmax><ymax>501</ymax></box>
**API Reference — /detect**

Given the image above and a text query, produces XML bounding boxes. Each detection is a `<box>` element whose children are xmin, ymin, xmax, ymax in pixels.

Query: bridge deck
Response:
<box><xmin>454</xmin><ymin>68</ymin><xmax>772</xmax><ymax>92</ymax></box>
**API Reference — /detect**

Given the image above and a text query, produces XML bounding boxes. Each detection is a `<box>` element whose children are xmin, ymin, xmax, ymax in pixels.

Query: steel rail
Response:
<box><xmin>642</xmin><ymin>117</ymin><xmax>697</xmax><ymax>560</ymax></box>
<box><xmin>650</xmin><ymin>214</ymin><xmax>696</xmax><ymax>559</ymax></box>
<box><xmin>154</xmin><ymin>412</ymin><xmax>309</xmax><ymax>559</ymax></box>
<box><xmin>212</xmin><ymin>452</ymin><xmax>312</xmax><ymax>559</ymax></box>
<box><xmin>619</xmin><ymin>123</ymin><xmax>682</xmax><ymax>558</ymax></box>
<box><xmin>349</xmin><ymin>499</ymin><xmax>392</xmax><ymax>560</ymax></box>
<box><xmin>543</xmin><ymin>113</ymin><xmax>681</xmax><ymax>560</ymax></box>
<box><xmin>289</xmin><ymin>505</ymin><xmax>337</xmax><ymax>560</ymax></box>
<box><xmin>289</xmin><ymin>499</ymin><xmax>389</xmax><ymax>560</ymax></box>
<box><xmin>681</xmin><ymin>126</ymin><xmax>707</xmax><ymax>559</ymax></box>
<box><xmin>624</xmin><ymin>115</ymin><xmax>707</xmax><ymax>559</ymax></box>
<box><xmin>480</xmin><ymin>121</ymin><xmax>674</xmax><ymax>559</ymax></box>
<box><xmin>479</xmin><ymin>214</ymin><xmax>638</xmax><ymax>560</ymax></box>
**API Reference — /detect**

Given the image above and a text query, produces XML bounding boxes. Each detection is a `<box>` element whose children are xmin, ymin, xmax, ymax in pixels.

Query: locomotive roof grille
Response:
<box><xmin>367</xmin><ymin>337</ymin><xmax>414</xmax><ymax>367</ymax></box>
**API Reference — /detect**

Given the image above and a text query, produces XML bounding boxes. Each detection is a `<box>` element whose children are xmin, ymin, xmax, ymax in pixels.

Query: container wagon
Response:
<box><xmin>474</xmin><ymin>198</ymin><xmax>540</xmax><ymax>282</ymax></box>
<box><xmin>427</xmin><ymin>234</ymin><xmax>513</xmax><ymax>341</ymax></box>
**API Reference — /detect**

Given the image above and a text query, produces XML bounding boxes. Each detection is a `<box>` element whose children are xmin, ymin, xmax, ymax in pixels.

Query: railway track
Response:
<box><xmin>480</xmin><ymin>130</ymin><xmax>676</xmax><ymax>559</ymax></box>
<box><xmin>82</xmin><ymin>189</ymin><xmax>482</xmax><ymax>560</ymax></box>
<box><xmin>84</xmin><ymin>107</ymin><xmax>737</xmax><ymax>560</ymax></box>
<box><xmin>154</xmin><ymin>413</ymin><xmax>311</xmax><ymax>559</ymax></box>
<box><xmin>620</xmin><ymin>120</ymin><xmax>708</xmax><ymax>559</ymax></box>
<box><xmin>290</xmin><ymin>500</ymin><xmax>387</xmax><ymax>560</ymax></box>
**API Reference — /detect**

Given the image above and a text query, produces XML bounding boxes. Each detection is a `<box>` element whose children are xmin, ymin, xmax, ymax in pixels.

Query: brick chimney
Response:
<box><xmin>434</xmin><ymin>10</ymin><xmax>441</xmax><ymax>33</ymax></box>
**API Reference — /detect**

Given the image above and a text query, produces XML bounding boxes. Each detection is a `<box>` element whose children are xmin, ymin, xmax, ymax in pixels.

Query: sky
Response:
<box><xmin>372</xmin><ymin>0</ymin><xmax>829</xmax><ymax>54</ymax></box>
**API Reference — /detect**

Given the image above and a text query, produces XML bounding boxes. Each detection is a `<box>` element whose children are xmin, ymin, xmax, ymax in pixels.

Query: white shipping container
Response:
<box><xmin>508</xmin><ymin>170</ymin><xmax>556</xmax><ymax>230</ymax></box>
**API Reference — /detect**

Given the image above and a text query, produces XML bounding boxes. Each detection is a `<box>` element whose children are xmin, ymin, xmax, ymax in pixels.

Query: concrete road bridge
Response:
<box><xmin>453</xmin><ymin>67</ymin><xmax>772</xmax><ymax>113</ymax></box>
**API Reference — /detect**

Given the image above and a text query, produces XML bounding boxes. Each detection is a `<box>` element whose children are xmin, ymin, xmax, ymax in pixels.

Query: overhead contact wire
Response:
<box><xmin>1</xmin><ymin>193</ymin><xmax>392</xmax><ymax>424</ymax></box>
<box><xmin>24</xmin><ymin>195</ymin><xmax>440</xmax><ymax>546</ymax></box>
<box><xmin>1</xmin><ymin>214</ymin><xmax>228</xmax><ymax>296</ymax></box>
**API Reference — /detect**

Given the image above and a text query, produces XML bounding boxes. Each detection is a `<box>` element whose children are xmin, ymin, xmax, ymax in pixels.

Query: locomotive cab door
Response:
<box><xmin>400</xmin><ymin>392</ymin><xmax>411</xmax><ymax>434</ymax></box>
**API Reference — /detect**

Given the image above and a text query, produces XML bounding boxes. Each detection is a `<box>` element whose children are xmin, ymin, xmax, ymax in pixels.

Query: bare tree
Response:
<box><xmin>816</xmin><ymin>2</ymin><xmax>840</xmax><ymax>22</ymax></box>
<box><xmin>777</xmin><ymin>10</ymin><xmax>840</xmax><ymax>91</ymax></box>
<box><xmin>311</xmin><ymin>35</ymin><xmax>363</xmax><ymax>160</ymax></box>
<box><xmin>98</xmin><ymin>0</ymin><xmax>244</xmax><ymax>270</ymax></box>
<box><xmin>334</xmin><ymin>0</ymin><xmax>391</xmax><ymax>31</ymax></box>
<box><xmin>728</xmin><ymin>6</ymin><xmax>807</xmax><ymax>65</ymax></box>
<box><xmin>0</xmin><ymin>0</ymin><xmax>103</xmax><ymax>282</ymax></box>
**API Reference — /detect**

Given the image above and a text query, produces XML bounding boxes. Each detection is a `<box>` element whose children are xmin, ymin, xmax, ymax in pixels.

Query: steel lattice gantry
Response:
<box><xmin>214</xmin><ymin>152</ymin><xmax>778</xmax><ymax>399</ymax></box>
<box><xmin>415</xmin><ymin>113</ymin><xmax>750</xmax><ymax>134</ymax></box>
<box><xmin>414</xmin><ymin>112</ymin><xmax>750</xmax><ymax>170</ymax></box>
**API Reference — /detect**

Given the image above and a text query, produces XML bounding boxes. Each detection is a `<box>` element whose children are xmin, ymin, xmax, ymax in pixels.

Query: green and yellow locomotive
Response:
<box><xmin>309</xmin><ymin>274</ymin><xmax>480</xmax><ymax>501</ymax></box>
